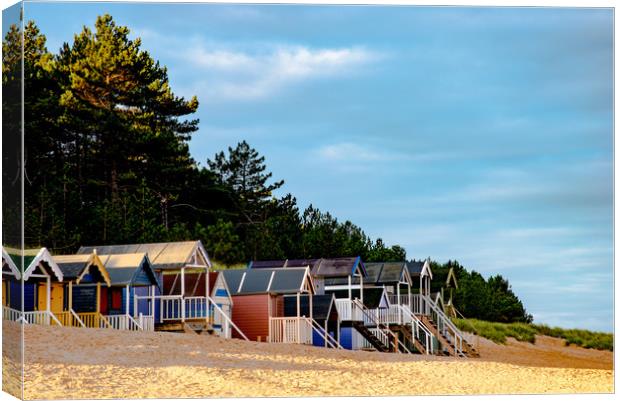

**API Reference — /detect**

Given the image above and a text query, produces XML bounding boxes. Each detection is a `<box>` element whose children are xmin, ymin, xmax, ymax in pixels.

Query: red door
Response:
<box><xmin>111</xmin><ymin>289</ymin><xmax>122</xmax><ymax>312</ymax></box>
<box><xmin>100</xmin><ymin>286</ymin><xmax>109</xmax><ymax>314</ymax></box>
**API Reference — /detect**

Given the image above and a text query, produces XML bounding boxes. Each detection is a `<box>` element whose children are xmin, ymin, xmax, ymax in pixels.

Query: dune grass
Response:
<box><xmin>453</xmin><ymin>318</ymin><xmax>613</xmax><ymax>351</ymax></box>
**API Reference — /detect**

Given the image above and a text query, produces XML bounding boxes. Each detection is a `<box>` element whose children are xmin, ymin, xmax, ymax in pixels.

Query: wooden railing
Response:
<box><xmin>397</xmin><ymin>304</ymin><xmax>435</xmax><ymax>354</ymax></box>
<box><xmin>359</xmin><ymin>327</ymin><xmax>390</xmax><ymax>350</ymax></box>
<box><xmin>309</xmin><ymin>318</ymin><xmax>342</xmax><ymax>349</ymax></box>
<box><xmin>269</xmin><ymin>317</ymin><xmax>313</xmax><ymax>344</ymax></box>
<box><xmin>155</xmin><ymin>295</ymin><xmax>210</xmax><ymax>322</ymax></box>
<box><xmin>207</xmin><ymin>296</ymin><xmax>248</xmax><ymax>340</ymax></box>
<box><xmin>352</xmin><ymin>299</ymin><xmax>411</xmax><ymax>354</ymax></box>
<box><xmin>104</xmin><ymin>314</ymin><xmax>144</xmax><ymax>331</ymax></box>
<box><xmin>365</xmin><ymin>305</ymin><xmax>405</xmax><ymax>326</ymax></box>
<box><xmin>334</xmin><ymin>298</ymin><xmax>363</xmax><ymax>321</ymax></box>
<box><xmin>138</xmin><ymin>314</ymin><xmax>155</xmax><ymax>331</ymax></box>
<box><xmin>184</xmin><ymin>296</ymin><xmax>208</xmax><ymax>320</ymax></box>
<box><xmin>2</xmin><ymin>306</ymin><xmax>22</xmax><ymax>322</ymax></box>
<box><xmin>422</xmin><ymin>295</ymin><xmax>465</xmax><ymax>357</ymax></box>
<box><xmin>54</xmin><ymin>310</ymin><xmax>86</xmax><ymax>327</ymax></box>
<box><xmin>22</xmin><ymin>311</ymin><xmax>62</xmax><ymax>326</ymax></box>
<box><xmin>75</xmin><ymin>312</ymin><xmax>111</xmax><ymax>329</ymax></box>
<box><xmin>387</xmin><ymin>294</ymin><xmax>411</xmax><ymax>308</ymax></box>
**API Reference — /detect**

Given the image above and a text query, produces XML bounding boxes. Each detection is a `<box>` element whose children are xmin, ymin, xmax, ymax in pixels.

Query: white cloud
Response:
<box><xmin>316</xmin><ymin>142</ymin><xmax>455</xmax><ymax>165</ymax></box>
<box><xmin>317</xmin><ymin>142</ymin><xmax>384</xmax><ymax>162</ymax></box>
<box><xmin>183</xmin><ymin>45</ymin><xmax>382</xmax><ymax>100</ymax></box>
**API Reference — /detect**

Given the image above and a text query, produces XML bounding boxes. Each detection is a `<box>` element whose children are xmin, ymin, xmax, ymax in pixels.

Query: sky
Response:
<box><xmin>19</xmin><ymin>2</ymin><xmax>613</xmax><ymax>331</ymax></box>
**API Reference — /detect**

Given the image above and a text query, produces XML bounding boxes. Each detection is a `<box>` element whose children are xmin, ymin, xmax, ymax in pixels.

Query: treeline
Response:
<box><xmin>3</xmin><ymin>15</ymin><xmax>532</xmax><ymax>324</ymax></box>
<box><xmin>430</xmin><ymin>260</ymin><xmax>533</xmax><ymax>323</ymax></box>
<box><xmin>2</xmin><ymin>15</ymin><xmax>405</xmax><ymax>264</ymax></box>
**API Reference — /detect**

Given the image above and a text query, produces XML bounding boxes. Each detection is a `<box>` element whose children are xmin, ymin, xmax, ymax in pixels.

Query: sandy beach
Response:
<box><xmin>2</xmin><ymin>321</ymin><xmax>613</xmax><ymax>399</ymax></box>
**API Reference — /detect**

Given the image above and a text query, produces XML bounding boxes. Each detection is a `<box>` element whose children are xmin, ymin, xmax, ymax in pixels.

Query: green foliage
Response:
<box><xmin>531</xmin><ymin>324</ymin><xmax>614</xmax><ymax>351</ymax></box>
<box><xmin>429</xmin><ymin>259</ymin><xmax>532</xmax><ymax>324</ymax></box>
<box><xmin>454</xmin><ymin>318</ymin><xmax>613</xmax><ymax>351</ymax></box>
<box><xmin>9</xmin><ymin>16</ymin><xmax>407</xmax><ymax>265</ymax></box>
<box><xmin>201</xmin><ymin>220</ymin><xmax>242</xmax><ymax>266</ymax></box>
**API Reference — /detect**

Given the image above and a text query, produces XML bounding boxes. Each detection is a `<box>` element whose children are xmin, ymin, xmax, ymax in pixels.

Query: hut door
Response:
<box><xmin>2</xmin><ymin>280</ymin><xmax>6</xmax><ymax>306</ymax></box>
<box><xmin>37</xmin><ymin>284</ymin><xmax>47</xmax><ymax>311</ymax></box>
<box><xmin>99</xmin><ymin>287</ymin><xmax>109</xmax><ymax>314</ymax></box>
<box><xmin>50</xmin><ymin>284</ymin><xmax>64</xmax><ymax>313</ymax></box>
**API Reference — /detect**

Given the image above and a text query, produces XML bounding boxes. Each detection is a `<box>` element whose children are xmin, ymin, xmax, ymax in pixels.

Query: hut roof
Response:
<box><xmin>52</xmin><ymin>252</ymin><xmax>110</xmax><ymax>286</ymax></box>
<box><xmin>364</xmin><ymin>262</ymin><xmax>410</xmax><ymax>285</ymax></box>
<box><xmin>77</xmin><ymin>241</ymin><xmax>210</xmax><ymax>270</ymax></box>
<box><xmin>2</xmin><ymin>247</ymin><xmax>20</xmax><ymax>279</ymax></box>
<box><xmin>406</xmin><ymin>260</ymin><xmax>433</xmax><ymax>279</ymax></box>
<box><xmin>20</xmin><ymin>248</ymin><xmax>63</xmax><ymax>281</ymax></box>
<box><xmin>249</xmin><ymin>257</ymin><xmax>366</xmax><ymax>278</ymax></box>
<box><xmin>283</xmin><ymin>294</ymin><xmax>337</xmax><ymax>320</ymax></box>
<box><xmin>222</xmin><ymin>268</ymin><xmax>313</xmax><ymax>296</ymax></box>
<box><xmin>99</xmin><ymin>253</ymin><xmax>159</xmax><ymax>289</ymax></box>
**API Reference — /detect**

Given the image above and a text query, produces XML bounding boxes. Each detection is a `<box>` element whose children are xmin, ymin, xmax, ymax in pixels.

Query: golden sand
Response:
<box><xmin>2</xmin><ymin>321</ymin><xmax>613</xmax><ymax>399</ymax></box>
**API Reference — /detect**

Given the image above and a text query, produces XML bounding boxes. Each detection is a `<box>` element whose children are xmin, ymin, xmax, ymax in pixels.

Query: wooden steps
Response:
<box><xmin>418</xmin><ymin>315</ymin><xmax>479</xmax><ymax>358</ymax></box>
<box><xmin>352</xmin><ymin>322</ymin><xmax>390</xmax><ymax>352</ymax></box>
<box><xmin>156</xmin><ymin>320</ymin><xmax>215</xmax><ymax>335</ymax></box>
<box><xmin>391</xmin><ymin>324</ymin><xmax>427</xmax><ymax>354</ymax></box>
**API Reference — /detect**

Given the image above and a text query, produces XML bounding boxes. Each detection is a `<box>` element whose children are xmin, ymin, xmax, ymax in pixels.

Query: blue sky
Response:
<box><xmin>22</xmin><ymin>3</ymin><xmax>613</xmax><ymax>331</ymax></box>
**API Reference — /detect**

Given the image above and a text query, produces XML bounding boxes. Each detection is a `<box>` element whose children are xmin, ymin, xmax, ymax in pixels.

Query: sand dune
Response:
<box><xmin>1</xmin><ymin>321</ymin><xmax>613</xmax><ymax>399</ymax></box>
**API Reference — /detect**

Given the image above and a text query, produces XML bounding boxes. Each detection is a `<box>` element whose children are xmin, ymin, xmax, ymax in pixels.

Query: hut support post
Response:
<box><xmin>46</xmin><ymin>276</ymin><xmax>51</xmax><ymax>321</ymax></box>
<box><xmin>126</xmin><ymin>285</ymin><xmax>130</xmax><ymax>316</ymax></box>
<box><xmin>309</xmin><ymin>293</ymin><xmax>313</xmax><ymax>320</ymax></box>
<box><xmin>150</xmin><ymin>285</ymin><xmax>155</xmax><ymax>316</ymax></box>
<box><xmin>205</xmin><ymin>267</ymin><xmax>210</xmax><ymax>324</ymax></box>
<box><xmin>180</xmin><ymin>268</ymin><xmax>185</xmax><ymax>297</ymax></box>
<box><xmin>96</xmin><ymin>283</ymin><xmax>101</xmax><ymax>313</ymax></box>
<box><xmin>296</xmin><ymin>293</ymin><xmax>301</xmax><ymax>344</ymax></box>
<box><xmin>360</xmin><ymin>275</ymin><xmax>364</xmax><ymax>304</ymax></box>
<box><xmin>324</xmin><ymin>320</ymin><xmax>328</xmax><ymax>347</ymax></box>
<box><xmin>181</xmin><ymin>268</ymin><xmax>185</xmax><ymax>322</ymax></box>
<box><xmin>348</xmin><ymin>276</ymin><xmax>352</xmax><ymax>300</ymax></box>
<box><xmin>68</xmin><ymin>281</ymin><xmax>73</xmax><ymax>310</ymax></box>
<box><xmin>397</xmin><ymin>283</ymin><xmax>401</xmax><ymax>305</ymax></box>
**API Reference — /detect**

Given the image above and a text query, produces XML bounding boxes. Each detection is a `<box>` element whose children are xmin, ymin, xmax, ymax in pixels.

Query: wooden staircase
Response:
<box><xmin>419</xmin><ymin>315</ymin><xmax>479</xmax><ymax>358</ymax></box>
<box><xmin>352</xmin><ymin>321</ymin><xmax>390</xmax><ymax>352</ymax></box>
<box><xmin>392</xmin><ymin>324</ymin><xmax>427</xmax><ymax>354</ymax></box>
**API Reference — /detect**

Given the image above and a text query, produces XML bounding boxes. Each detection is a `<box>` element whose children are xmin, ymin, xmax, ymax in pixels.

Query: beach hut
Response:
<box><xmin>406</xmin><ymin>258</ymin><xmax>433</xmax><ymax>315</ymax></box>
<box><xmin>283</xmin><ymin>293</ymin><xmax>340</xmax><ymax>348</ymax></box>
<box><xmin>431</xmin><ymin>266</ymin><xmax>458</xmax><ymax>318</ymax></box>
<box><xmin>2</xmin><ymin>247</ymin><xmax>20</xmax><ymax>310</ymax></box>
<box><xmin>249</xmin><ymin>257</ymin><xmax>382</xmax><ymax>350</ymax></box>
<box><xmin>77</xmin><ymin>241</ymin><xmax>213</xmax><ymax>330</ymax></box>
<box><xmin>98</xmin><ymin>253</ymin><xmax>160</xmax><ymax>331</ymax></box>
<box><xmin>222</xmin><ymin>267</ymin><xmax>320</xmax><ymax>344</ymax></box>
<box><xmin>52</xmin><ymin>252</ymin><xmax>112</xmax><ymax>327</ymax></box>
<box><xmin>203</xmin><ymin>271</ymin><xmax>234</xmax><ymax>338</ymax></box>
<box><xmin>363</xmin><ymin>262</ymin><xmax>412</xmax><ymax>307</ymax></box>
<box><xmin>6</xmin><ymin>248</ymin><xmax>64</xmax><ymax>325</ymax></box>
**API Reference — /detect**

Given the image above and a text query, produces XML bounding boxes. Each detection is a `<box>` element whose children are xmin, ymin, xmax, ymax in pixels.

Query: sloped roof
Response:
<box><xmin>249</xmin><ymin>257</ymin><xmax>366</xmax><ymax>278</ymax></box>
<box><xmin>222</xmin><ymin>268</ymin><xmax>313</xmax><ymax>296</ymax></box>
<box><xmin>2</xmin><ymin>247</ymin><xmax>20</xmax><ymax>279</ymax></box>
<box><xmin>364</xmin><ymin>262</ymin><xmax>409</xmax><ymax>284</ymax></box>
<box><xmin>53</xmin><ymin>252</ymin><xmax>111</xmax><ymax>286</ymax></box>
<box><xmin>283</xmin><ymin>294</ymin><xmax>337</xmax><ymax>320</ymax></box>
<box><xmin>22</xmin><ymin>248</ymin><xmax>63</xmax><ymax>281</ymax></box>
<box><xmin>77</xmin><ymin>241</ymin><xmax>210</xmax><ymax>270</ymax></box>
<box><xmin>407</xmin><ymin>260</ymin><xmax>432</xmax><ymax>279</ymax></box>
<box><xmin>100</xmin><ymin>253</ymin><xmax>159</xmax><ymax>289</ymax></box>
